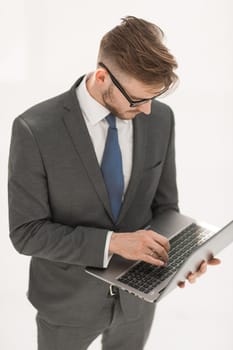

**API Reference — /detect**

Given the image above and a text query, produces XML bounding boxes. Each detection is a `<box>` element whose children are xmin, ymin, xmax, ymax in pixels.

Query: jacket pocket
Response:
<box><xmin>143</xmin><ymin>160</ymin><xmax>162</xmax><ymax>172</ymax></box>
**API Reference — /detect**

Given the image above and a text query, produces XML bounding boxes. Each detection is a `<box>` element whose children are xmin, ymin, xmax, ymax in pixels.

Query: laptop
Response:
<box><xmin>85</xmin><ymin>211</ymin><xmax>233</xmax><ymax>303</ymax></box>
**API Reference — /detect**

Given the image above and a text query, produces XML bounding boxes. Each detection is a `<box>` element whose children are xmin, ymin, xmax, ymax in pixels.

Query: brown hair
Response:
<box><xmin>98</xmin><ymin>16</ymin><xmax>178</xmax><ymax>94</ymax></box>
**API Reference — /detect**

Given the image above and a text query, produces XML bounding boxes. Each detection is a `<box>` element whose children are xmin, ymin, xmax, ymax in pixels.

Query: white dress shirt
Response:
<box><xmin>76</xmin><ymin>75</ymin><xmax>133</xmax><ymax>267</ymax></box>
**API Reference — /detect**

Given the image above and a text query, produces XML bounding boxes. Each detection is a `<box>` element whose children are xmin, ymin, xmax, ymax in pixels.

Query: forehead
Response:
<box><xmin>121</xmin><ymin>75</ymin><xmax>165</xmax><ymax>98</ymax></box>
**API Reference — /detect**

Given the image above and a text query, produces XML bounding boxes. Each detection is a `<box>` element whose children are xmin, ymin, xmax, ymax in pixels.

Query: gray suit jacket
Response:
<box><xmin>8</xmin><ymin>76</ymin><xmax>179</xmax><ymax>326</ymax></box>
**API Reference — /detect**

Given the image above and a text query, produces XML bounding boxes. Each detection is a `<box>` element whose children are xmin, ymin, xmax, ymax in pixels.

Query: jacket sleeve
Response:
<box><xmin>8</xmin><ymin>116</ymin><xmax>108</xmax><ymax>268</ymax></box>
<box><xmin>151</xmin><ymin>107</ymin><xmax>180</xmax><ymax>217</ymax></box>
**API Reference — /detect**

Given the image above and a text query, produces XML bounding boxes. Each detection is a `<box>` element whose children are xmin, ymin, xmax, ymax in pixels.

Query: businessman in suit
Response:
<box><xmin>8</xmin><ymin>16</ymin><xmax>220</xmax><ymax>350</ymax></box>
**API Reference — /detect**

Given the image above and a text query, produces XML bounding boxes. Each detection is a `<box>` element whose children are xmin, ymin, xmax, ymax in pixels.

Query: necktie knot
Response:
<box><xmin>106</xmin><ymin>114</ymin><xmax>117</xmax><ymax>129</ymax></box>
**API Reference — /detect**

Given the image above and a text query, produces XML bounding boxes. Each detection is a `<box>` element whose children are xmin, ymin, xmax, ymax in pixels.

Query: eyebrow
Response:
<box><xmin>130</xmin><ymin>94</ymin><xmax>145</xmax><ymax>100</ymax></box>
<box><xmin>126</xmin><ymin>90</ymin><xmax>154</xmax><ymax>100</ymax></box>
<box><xmin>128</xmin><ymin>88</ymin><xmax>166</xmax><ymax>101</ymax></box>
<box><xmin>129</xmin><ymin>93</ymin><xmax>157</xmax><ymax>100</ymax></box>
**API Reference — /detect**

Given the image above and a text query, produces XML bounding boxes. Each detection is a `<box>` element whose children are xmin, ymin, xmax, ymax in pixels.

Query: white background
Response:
<box><xmin>1</xmin><ymin>0</ymin><xmax>233</xmax><ymax>349</ymax></box>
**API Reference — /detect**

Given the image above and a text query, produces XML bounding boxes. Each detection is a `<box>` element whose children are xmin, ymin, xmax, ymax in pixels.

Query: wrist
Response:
<box><xmin>109</xmin><ymin>232</ymin><xmax>120</xmax><ymax>255</ymax></box>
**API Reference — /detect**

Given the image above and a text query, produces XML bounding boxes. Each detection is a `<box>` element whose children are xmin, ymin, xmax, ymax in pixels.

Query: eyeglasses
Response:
<box><xmin>98</xmin><ymin>62</ymin><xmax>166</xmax><ymax>108</ymax></box>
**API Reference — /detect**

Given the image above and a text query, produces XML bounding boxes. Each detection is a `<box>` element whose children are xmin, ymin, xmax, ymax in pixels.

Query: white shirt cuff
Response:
<box><xmin>103</xmin><ymin>231</ymin><xmax>113</xmax><ymax>268</ymax></box>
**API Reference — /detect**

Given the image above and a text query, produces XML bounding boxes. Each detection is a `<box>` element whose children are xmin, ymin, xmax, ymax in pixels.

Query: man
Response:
<box><xmin>8</xmin><ymin>16</ymin><xmax>220</xmax><ymax>350</ymax></box>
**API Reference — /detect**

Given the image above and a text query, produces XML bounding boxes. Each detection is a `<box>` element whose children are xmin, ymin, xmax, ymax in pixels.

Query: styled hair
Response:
<box><xmin>98</xmin><ymin>16</ymin><xmax>178</xmax><ymax>94</ymax></box>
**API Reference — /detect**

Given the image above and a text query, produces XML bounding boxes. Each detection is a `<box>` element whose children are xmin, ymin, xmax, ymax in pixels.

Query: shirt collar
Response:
<box><xmin>76</xmin><ymin>74</ymin><xmax>109</xmax><ymax>125</ymax></box>
<box><xmin>76</xmin><ymin>74</ymin><xmax>129</xmax><ymax>125</ymax></box>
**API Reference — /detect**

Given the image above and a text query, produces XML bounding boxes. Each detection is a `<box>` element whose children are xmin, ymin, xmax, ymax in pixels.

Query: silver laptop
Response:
<box><xmin>85</xmin><ymin>211</ymin><xmax>233</xmax><ymax>303</ymax></box>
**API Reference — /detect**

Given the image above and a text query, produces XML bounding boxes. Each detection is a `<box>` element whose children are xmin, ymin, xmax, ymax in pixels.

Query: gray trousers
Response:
<box><xmin>36</xmin><ymin>294</ymin><xmax>156</xmax><ymax>350</ymax></box>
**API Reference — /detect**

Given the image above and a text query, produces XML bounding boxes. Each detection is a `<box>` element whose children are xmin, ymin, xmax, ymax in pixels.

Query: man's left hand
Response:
<box><xmin>178</xmin><ymin>257</ymin><xmax>221</xmax><ymax>288</ymax></box>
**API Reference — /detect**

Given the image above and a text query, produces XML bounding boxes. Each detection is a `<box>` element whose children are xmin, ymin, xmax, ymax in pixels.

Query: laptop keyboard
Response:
<box><xmin>117</xmin><ymin>223</ymin><xmax>214</xmax><ymax>294</ymax></box>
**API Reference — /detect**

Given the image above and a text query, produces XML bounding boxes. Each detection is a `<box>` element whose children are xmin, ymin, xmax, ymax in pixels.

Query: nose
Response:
<box><xmin>137</xmin><ymin>101</ymin><xmax>152</xmax><ymax>115</ymax></box>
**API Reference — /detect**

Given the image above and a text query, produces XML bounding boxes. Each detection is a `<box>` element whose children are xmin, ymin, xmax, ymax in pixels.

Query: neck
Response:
<box><xmin>86</xmin><ymin>73</ymin><xmax>104</xmax><ymax>106</ymax></box>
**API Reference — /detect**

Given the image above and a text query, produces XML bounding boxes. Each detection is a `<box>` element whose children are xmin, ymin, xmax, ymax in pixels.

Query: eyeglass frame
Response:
<box><xmin>98</xmin><ymin>62</ymin><xmax>166</xmax><ymax>108</ymax></box>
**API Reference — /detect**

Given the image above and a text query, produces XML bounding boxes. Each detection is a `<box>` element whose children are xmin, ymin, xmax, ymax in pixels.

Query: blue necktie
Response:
<box><xmin>101</xmin><ymin>114</ymin><xmax>124</xmax><ymax>222</ymax></box>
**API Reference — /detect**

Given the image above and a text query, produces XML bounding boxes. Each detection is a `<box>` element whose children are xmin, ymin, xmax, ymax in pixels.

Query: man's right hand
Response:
<box><xmin>109</xmin><ymin>229</ymin><xmax>170</xmax><ymax>266</ymax></box>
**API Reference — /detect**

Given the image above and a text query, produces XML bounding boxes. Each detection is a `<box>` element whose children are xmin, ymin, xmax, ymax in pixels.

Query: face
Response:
<box><xmin>96</xmin><ymin>66</ymin><xmax>165</xmax><ymax>120</ymax></box>
<box><xmin>101</xmin><ymin>84</ymin><xmax>153</xmax><ymax>120</ymax></box>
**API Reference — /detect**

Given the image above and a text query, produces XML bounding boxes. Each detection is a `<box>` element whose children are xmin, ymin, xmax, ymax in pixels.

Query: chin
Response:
<box><xmin>117</xmin><ymin>111</ymin><xmax>140</xmax><ymax>120</ymax></box>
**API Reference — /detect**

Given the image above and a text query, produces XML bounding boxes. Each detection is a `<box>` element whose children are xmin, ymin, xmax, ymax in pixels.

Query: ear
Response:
<box><xmin>95</xmin><ymin>68</ymin><xmax>109</xmax><ymax>85</ymax></box>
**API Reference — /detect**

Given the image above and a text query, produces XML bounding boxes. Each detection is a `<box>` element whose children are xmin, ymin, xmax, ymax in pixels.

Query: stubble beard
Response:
<box><xmin>102</xmin><ymin>88</ymin><xmax>140</xmax><ymax>120</ymax></box>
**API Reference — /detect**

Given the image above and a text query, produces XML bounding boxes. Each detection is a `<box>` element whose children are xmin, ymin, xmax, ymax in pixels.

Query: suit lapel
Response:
<box><xmin>62</xmin><ymin>77</ymin><xmax>148</xmax><ymax>225</ymax></box>
<box><xmin>62</xmin><ymin>77</ymin><xmax>114</xmax><ymax>220</ymax></box>
<box><xmin>116</xmin><ymin>114</ymin><xmax>147</xmax><ymax>224</ymax></box>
